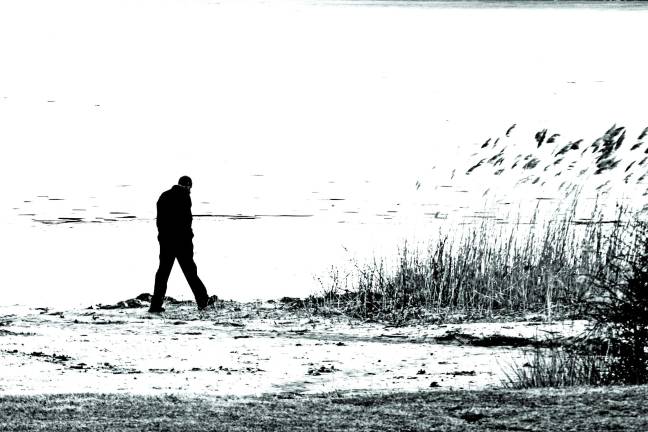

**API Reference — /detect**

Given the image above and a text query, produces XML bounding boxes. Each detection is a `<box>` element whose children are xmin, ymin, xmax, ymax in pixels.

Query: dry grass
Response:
<box><xmin>501</xmin><ymin>347</ymin><xmax>608</xmax><ymax>389</ymax></box>
<box><xmin>311</xmin><ymin>196</ymin><xmax>630</xmax><ymax>324</ymax></box>
<box><xmin>2</xmin><ymin>387</ymin><xmax>647</xmax><ymax>431</ymax></box>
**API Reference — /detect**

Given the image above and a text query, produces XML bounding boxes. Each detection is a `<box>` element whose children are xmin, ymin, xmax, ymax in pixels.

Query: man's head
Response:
<box><xmin>178</xmin><ymin>175</ymin><xmax>192</xmax><ymax>191</ymax></box>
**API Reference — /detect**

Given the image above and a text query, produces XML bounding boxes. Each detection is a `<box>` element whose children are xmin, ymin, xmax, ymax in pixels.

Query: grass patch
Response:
<box><xmin>2</xmin><ymin>387</ymin><xmax>648</xmax><ymax>431</ymax></box>
<box><xmin>502</xmin><ymin>347</ymin><xmax>608</xmax><ymax>389</ymax></box>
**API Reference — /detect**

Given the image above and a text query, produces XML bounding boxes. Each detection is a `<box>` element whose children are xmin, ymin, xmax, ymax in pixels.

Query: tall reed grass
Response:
<box><xmin>311</xmin><ymin>195</ymin><xmax>632</xmax><ymax>323</ymax></box>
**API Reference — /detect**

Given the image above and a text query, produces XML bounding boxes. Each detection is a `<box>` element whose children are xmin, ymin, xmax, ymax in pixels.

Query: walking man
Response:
<box><xmin>150</xmin><ymin>176</ymin><xmax>215</xmax><ymax>313</ymax></box>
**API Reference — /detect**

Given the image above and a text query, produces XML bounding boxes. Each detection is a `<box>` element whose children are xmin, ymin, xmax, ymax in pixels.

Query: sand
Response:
<box><xmin>0</xmin><ymin>301</ymin><xmax>588</xmax><ymax>396</ymax></box>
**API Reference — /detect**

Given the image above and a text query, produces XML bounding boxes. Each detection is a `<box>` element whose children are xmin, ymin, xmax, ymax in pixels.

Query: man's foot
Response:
<box><xmin>198</xmin><ymin>295</ymin><xmax>218</xmax><ymax>311</ymax></box>
<box><xmin>148</xmin><ymin>307</ymin><xmax>165</xmax><ymax>313</ymax></box>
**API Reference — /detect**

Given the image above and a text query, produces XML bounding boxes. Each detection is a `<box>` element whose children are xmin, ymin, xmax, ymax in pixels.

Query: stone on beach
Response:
<box><xmin>97</xmin><ymin>293</ymin><xmax>182</xmax><ymax>310</ymax></box>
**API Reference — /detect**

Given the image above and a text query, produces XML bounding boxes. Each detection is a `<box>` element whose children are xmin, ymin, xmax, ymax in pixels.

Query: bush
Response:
<box><xmin>584</xmin><ymin>217</ymin><xmax>648</xmax><ymax>384</ymax></box>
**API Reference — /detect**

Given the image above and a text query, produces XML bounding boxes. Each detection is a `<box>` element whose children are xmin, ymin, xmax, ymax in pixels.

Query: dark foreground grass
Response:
<box><xmin>2</xmin><ymin>387</ymin><xmax>647</xmax><ymax>431</ymax></box>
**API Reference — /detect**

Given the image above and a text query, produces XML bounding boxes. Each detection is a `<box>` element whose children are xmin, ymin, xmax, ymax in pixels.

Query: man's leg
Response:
<box><xmin>151</xmin><ymin>240</ymin><xmax>176</xmax><ymax>311</ymax></box>
<box><xmin>176</xmin><ymin>240</ymin><xmax>209</xmax><ymax>308</ymax></box>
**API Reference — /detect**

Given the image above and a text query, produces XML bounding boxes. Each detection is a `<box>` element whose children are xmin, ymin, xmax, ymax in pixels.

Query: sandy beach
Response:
<box><xmin>0</xmin><ymin>299</ymin><xmax>588</xmax><ymax>396</ymax></box>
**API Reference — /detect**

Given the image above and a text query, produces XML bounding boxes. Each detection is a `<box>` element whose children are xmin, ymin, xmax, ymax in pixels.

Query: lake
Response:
<box><xmin>1</xmin><ymin>0</ymin><xmax>647</xmax><ymax>306</ymax></box>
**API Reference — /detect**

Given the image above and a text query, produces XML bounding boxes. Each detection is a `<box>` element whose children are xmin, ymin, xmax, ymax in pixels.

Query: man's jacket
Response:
<box><xmin>156</xmin><ymin>185</ymin><xmax>194</xmax><ymax>240</ymax></box>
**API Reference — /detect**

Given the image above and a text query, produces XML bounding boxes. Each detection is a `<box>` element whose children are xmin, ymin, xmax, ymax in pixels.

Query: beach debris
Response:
<box><xmin>379</xmin><ymin>333</ymin><xmax>409</xmax><ymax>339</ymax></box>
<box><xmin>279</xmin><ymin>297</ymin><xmax>305</xmax><ymax>308</ymax></box>
<box><xmin>88</xmin><ymin>319</ymin><xmax>127</xmax><ymax>325</ymax></box>
<box><xmin>109</xmin><ymin>367</ymin><xmax>142</xmax><ymax>374</ymax></box>
<box><xmin>69</xmin><ymin>363</ymin><xmax>88</xmax><ymax>370</ymax></box>
<box><xmin>214</xmin><ymin>321</ymin><xmax>245</xmax><ymax>327</ymax></box>
<box><xmin>307</xmin><ymin>365</ymin><xmax>336</xmax><ymax>376</ymax></box>
<box><xmin>0</xmin><ymin>329</ymin><xmax>35</xmax><ymax>336</ymax></box>
<box><xmin>460</xmin><ymin>409</ymin><xmax>487</xmax><ymax>423</ymax></box>
<box><xmin>447</xmin><ymin>370</ymin><xmax>476</xmax><ymax>377</ymax></box>
<box><xmin>97</xmin><ymin>299</ymin><xmax>146</xmax><ymax>310</ymax></box>
<box><xmin>52</xmin><ymin>354</ymin><xmax>71</xmax><ymax>362</ymax></box>
<box><xmin>46</xmin><ymin>311</ymin><xmax>64</xmax><ymax>317</ymax></box>
<box><xmin>25</xmin><ymin>351</ymin><xmax>73</xmax><ymax>364</ymax></box>
<box><xmin>136</xmin><ymin>293</ymin><xmax>153</xmax><ymax>302</ymax></box>
<box><xmin>434</xmin><ymin>330</ymin><xmax>541</xmax><ymax>348</ymax></box>
<box><xmin>96</xmin><ymin>294</ymin><xmax>183</xmax><ymax>310</ymax></box>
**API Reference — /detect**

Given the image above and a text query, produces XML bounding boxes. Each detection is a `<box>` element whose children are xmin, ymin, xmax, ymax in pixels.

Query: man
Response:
<box><xmin>149</xmin><ymin>175</ymin><xmax>215</xmax><ymax>313</ymax></box>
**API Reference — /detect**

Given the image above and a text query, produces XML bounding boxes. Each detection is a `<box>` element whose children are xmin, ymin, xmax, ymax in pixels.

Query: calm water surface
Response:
<box><xmin>1</xmin><ymin>0</ymin><xmax>647</xmax><ymax>306</ymax></box>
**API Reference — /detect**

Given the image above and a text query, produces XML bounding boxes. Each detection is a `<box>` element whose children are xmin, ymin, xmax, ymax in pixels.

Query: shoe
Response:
<box><xmin>198</xmin><ymin>295</ymin><xmax>218</xmax><ymax>311</ymax></box>
<box><xmin>148</xmin><ymin>307</ymin><xmax>165</xmax><ymax>313</ymax></box>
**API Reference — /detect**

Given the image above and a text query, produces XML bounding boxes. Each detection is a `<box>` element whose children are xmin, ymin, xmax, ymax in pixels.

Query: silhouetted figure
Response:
<box><xmin>149</xmin><ymin>176</ymin><xmax>215</xmax><ymax>313</ymax></box>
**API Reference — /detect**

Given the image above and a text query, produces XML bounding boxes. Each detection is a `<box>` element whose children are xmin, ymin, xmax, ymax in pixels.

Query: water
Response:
<box><xmin>1</xmin><ymin>0</ymin><xmax>647</xmax><ymax>306</ymax></box>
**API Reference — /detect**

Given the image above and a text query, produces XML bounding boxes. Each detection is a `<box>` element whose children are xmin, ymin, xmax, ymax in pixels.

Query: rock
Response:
<box><xmin>125</xmin><ymin>298</ymin><xmax>146</xmax><ymax>308</ymax></box>
<box><xmin>308</xmin><ymin>365</ymin><xmax>336</xmax><ymax>375</ymax></box>
<box><xmin>213</xmin><ymin>321</ymin><xmax>245</xmax><ymax>328</ymax></box>
<box><xmin>97</xmin><ymin>298</ymin><xmax>147</xmax><ymax>310</ymax></box>
<box><xmin>164</xmin><ymin>296</ymin><xmax>181</xmax><ymax>305</ymax></box>
<box><xmin>136</xmin><ymin>293</ymin><xmax>153</xmax><ymax>302</ymax></box>
<box><xmin>135</xmin><ymin>293</ymin><xmax>180</xmax><ymax>304</ymax></box>
<box><xmin>279</xmin><ymin>297</ymin><xmax>304</xmax><ymax>307</ymax></box>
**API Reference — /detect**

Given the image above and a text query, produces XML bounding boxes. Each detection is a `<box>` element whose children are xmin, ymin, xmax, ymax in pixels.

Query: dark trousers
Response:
<box><xmin>151</xmin><ymin>237</ymin><xmax>209</xmax><ymax>309</ymax></box>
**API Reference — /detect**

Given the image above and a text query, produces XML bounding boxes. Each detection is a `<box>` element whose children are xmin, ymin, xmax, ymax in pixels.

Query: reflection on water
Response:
<box><xmin>11</xmin><ymin>186</ymin><xmax>629</xmax><ymax>227</ymax></box>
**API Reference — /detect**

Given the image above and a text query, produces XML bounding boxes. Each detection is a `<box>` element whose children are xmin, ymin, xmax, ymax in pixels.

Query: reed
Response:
<box><xmin>311</xmin><ymin>196</ymin><xmax>631</xmax><ymax>323</ymax></box>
